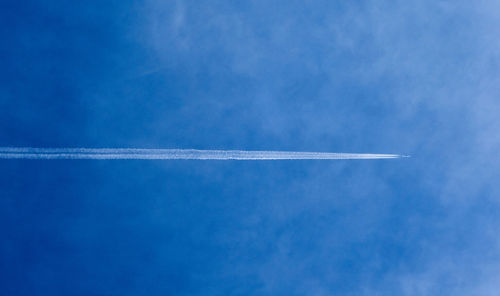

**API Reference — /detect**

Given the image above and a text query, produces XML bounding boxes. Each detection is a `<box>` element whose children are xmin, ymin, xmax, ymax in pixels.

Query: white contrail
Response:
<box><xmin>0</xmin><ymin>147</ymin><xmax>406</xmax><ymax>160</ymax></box>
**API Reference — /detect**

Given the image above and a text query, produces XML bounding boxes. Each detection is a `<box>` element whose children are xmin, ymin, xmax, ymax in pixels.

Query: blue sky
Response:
<box><xmin>1</xmin><ymin>0</ymin><xmax>500</xmax><ymax>294</ymax></box>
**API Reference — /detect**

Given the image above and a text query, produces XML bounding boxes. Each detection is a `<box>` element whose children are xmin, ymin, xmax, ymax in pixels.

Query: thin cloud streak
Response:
<box><xmin>0</xmin><ymin>147</ymin><xmax>404</xmax><ymax>160</ymax></box>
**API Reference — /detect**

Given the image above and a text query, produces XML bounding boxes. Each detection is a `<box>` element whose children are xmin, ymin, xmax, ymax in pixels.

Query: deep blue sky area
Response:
<box><xmin>1</xmin><ymin>0</ymin><xmax>500</xmax><ymax>295</ymax></box>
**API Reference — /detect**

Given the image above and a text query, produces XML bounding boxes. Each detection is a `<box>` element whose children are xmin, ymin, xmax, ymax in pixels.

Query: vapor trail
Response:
<box><xmin>0</xmin><ymin>147</ymin><xmax>406</xmax><ymax>160</ymax></box>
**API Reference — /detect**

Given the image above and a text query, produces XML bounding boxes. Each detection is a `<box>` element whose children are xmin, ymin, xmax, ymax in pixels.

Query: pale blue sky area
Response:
<box><xmin>1</xmin><ymin>1</ymin><xmax>500</xmax><ymax>295</ymax></box>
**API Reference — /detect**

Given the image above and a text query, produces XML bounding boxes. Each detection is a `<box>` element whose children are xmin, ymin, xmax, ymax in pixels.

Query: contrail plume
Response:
<box><xmin>0</xmin><ymin>147</ymin><xmax>405</xmax><ymax>160</ymax></box>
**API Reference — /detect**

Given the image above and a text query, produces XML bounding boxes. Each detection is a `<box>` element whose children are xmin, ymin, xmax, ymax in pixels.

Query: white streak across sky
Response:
<box><xmin>0</xmin><ymin>147</ymin><xmax>407</xmax><ymax>160</ymax></box>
